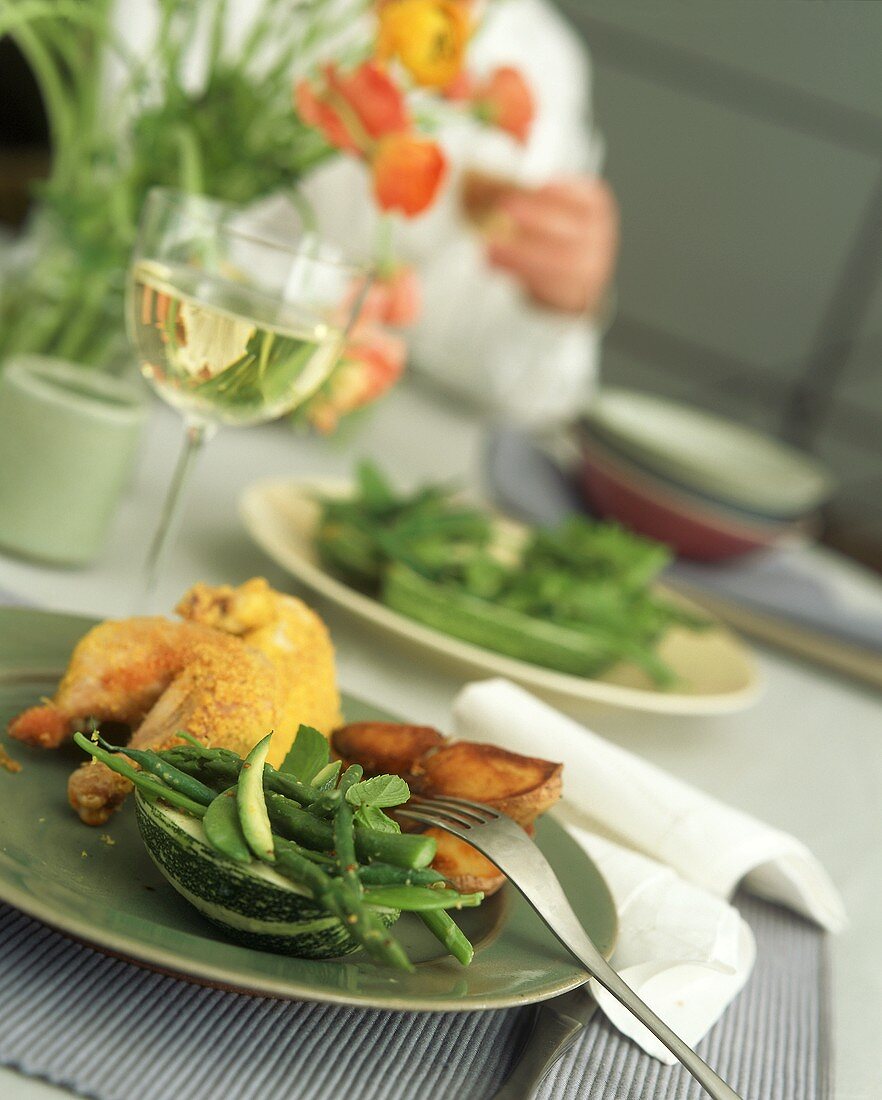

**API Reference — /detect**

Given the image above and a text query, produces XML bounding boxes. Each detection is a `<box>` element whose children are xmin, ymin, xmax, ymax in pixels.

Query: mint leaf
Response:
<box><xmin>354</xmin><ymin>804</ymin><xmax>401</xmax><ymax>834</ymax></box>
<box><xmin>278</xmin><ymin>725</ymin><xmax>329</xmax><ymax>783</ymax></box>
<box><xmin>345</xmin><ymin>774</ymin><xmax>410</xmax><ymax>808</ymax></box>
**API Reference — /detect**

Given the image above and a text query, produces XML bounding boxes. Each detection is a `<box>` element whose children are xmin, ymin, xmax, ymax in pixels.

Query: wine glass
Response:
<box><xmin>126</xmin><ymin>187</ymin><xmax>371</xmax><ymax>598</ymax></box>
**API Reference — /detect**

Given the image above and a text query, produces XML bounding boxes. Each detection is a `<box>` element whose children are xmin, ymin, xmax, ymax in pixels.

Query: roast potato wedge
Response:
<box><xmin>423</xmin><ymin>828</ymin><xmax>507</xmax><ymax>896</ymax></box>
<box><xmin>415</xmin><ymin>742</ymin><xmax>562</xmax><ymax>827</ymax></box>
<box><xmin>335</xmin><ymin>722</ymin><xmax>563</xmax><ymax>896</ymax></box>
<box><xmin>332</xmin><ymin>721</ymin><xmax>445</xmax><ymax>777</ymax></box>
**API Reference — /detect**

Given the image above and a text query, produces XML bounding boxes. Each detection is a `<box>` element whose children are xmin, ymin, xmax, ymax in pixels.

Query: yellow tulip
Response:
<box><xmin>377</xmin><ymin>0</ymin><xmax>472</xmax><ymax>88</ymax></box>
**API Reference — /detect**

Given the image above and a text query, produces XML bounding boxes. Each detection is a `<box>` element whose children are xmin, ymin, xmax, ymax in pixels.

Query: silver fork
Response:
<box><xmin>399</xmin><ymin>796</ymin><xmax>743</xmax><ymax>1100</ymax></box>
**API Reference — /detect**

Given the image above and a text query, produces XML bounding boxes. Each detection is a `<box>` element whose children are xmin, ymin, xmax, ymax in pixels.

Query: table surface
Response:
<box><xmin>1</xmin><ymin>381</ymin><xmax>880</xmax><ymax>1100</ymax></box>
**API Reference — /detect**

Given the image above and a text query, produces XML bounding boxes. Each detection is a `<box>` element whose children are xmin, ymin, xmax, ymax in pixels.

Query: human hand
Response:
<box><xmin>485</xmin><ymin>176</ymin><xmax>619</xmax><ymax>316</ymax></box>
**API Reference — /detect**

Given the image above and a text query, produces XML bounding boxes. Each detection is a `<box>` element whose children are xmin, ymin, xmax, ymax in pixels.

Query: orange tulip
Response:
<box><xmin>325</xmin><ymin>62</ymin><xmax>411</xmax><ymax>139</ymax></box>
<box><xmin>473</xmin><ymin>66</ymin><xmax>534</xmax><ymax>144</ymax></box>
<box><xmin>295</xmin><ymin>79</ymin><xmax>359</xmax><ymax>153</ymax></box>
<box><xmin>372</xmin><ymin>133</ymin><xmax>447</xmax><ymax>216</ymax></box>
<box><xmin>307</xmin><ymin>326</ymin><xmax>407</xmax><ymax>433</ymax></box>
<box><xmin>295</xmin><ymin>62</ymin><xmax>410</xmax><ymax>152</ymax></box>
<box><xmin>377</xmin><ymin>0</ymin><xmax>472</xmax><ymax>88</ymax></box>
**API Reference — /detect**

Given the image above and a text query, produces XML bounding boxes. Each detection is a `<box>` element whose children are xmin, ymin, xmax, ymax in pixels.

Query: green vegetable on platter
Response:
<box><xmin>315</xmin><ymin>462</ymin><xmax>710</xmax><ymax>687</ymax></box>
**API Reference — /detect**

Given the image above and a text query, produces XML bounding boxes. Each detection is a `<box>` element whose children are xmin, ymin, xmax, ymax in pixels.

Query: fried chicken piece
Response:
<box><xmin>68</xmin><ymin>763</ymin><xmax>133</xmax><ymax>826</ymax></box>
<box><xmin>9</xmin><ymin>618</ymin><xmax>278</xmax><ymax>754</ymax></box>
<box><xmin>8</xmin><ymin>578</ymin><xmax>341</xmax><ymax>823</ymax></box>
<box><xmin>9</xmin><ymin>617</ymin><xmax>278</xmax><ymax>825</ymax></box>
<box><xmin>177</xmin><ymin>578</ymin><xmax>341</xmax><ymax>768</ymax></box>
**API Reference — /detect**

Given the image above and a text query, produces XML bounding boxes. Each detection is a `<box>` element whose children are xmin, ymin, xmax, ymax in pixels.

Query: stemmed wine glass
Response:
<box><xmin>126</xmin><ymin>187</ymin><xmax>371</xmax><ymax>598</ymax></box>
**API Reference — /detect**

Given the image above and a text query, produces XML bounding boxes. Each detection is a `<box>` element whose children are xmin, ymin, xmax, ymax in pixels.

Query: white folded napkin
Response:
<box><xmin>452</xmin><ymin>680</ymin><xmax>846</xmax><ymax>930</ymax></box>
<box><xmin>451</xmin><ymin>679</ymin><xmax>846</xmax><ymax>1061</ymax></box>
<box><xmin>558</xmin><ymin>811</ymin><xmax>755</xmax><ymax>1061</ymax></box>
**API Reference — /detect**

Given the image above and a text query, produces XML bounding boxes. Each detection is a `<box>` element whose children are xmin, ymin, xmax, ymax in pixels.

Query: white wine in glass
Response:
<box><xmin>130</xmin><ymin>260</ymin><xmax>346</xmax><ymax>427</ymax></box>
<box><xmin>126</xmin><ymin>188</ymin><xmax>370</xmax><ymax>599</ymax></box>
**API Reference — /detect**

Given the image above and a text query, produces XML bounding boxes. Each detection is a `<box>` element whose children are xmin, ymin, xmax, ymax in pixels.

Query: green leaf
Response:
<box><xmin>354</xmin><ymin>804</ymin><xmax>401</xmax><ymax>834</ymax></box>
<box><xmin>346</xmin><ymin>774</ymin><xmax>410</xmax><ymax>809</ymax></box>
<box><xmin>278</xmin><ymin>725</ymin><xmax>329</xmax><ymax>783</ymax></box>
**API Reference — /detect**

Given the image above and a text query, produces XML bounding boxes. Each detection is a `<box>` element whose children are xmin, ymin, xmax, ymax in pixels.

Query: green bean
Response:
<box><xmin>334</xmin><ymin>766</ymin><xmax>363</xmax><ymax>897</ymax></box>
<box><xmin>98</xmin><ymin>738</ymin><xmax>216</xmax><ymax>805</ymax></box>
<box><xmin>308</xmin><ymin>788</ymin><xmax>342</xmax><ymax>818</ymax></box>
<box><xmin>73</xmin><ymin>733</ymin><xmax>207</xmax><ymax>818</ymax></box>
<box><xmin>266</xmin><ymin>768</ymin><xmax>327</xmax><ymax>807</ymax></box>
<box><xmin>160</xmin><ymin>747</ymin><xmax>436</xmax><ymax>866</ymax></box>
<box><xmin>265</xmin><ymin>789</ymin><xmax>436</xmax><ymax>869</ymax></box>
<box><xmin>294</xmin><ymin>846</ymin><xmax>336</xmax><ymax>867</ymax></box>
<box><xmin>160</xmin><ymin>748</ymin><xmax>327</xmax><ymax>808</ymax></box>
<box><xmin>203</xmin><ymin>788</ymin><xmax>251</xmax><ymax>864</ymax></box>
<box><xmin>354</xmin><ymin>827</ymin><xmax>436</xmax><ymax>870</ymax></box>
<box><xmin>274</xmin><ymin>838</ymin><xmax>347</xmax><ymax>915</ymax></box>
<box><xmin>266</xmin><ymin>790</ymin><xmax>336</xmax><ymax>850</ymax></box>
<box><xmin>155</xmin><ymin>748</ymin><xmax>193</xmax><ymax>768</ymax></box>
<box><xmin>358</xmin><ymin>864</ymin><xmax>447</xmax><ymax>887</ymax></box>
<box><xmin>273</xmin><ymin>838</ymin><xmax>413</xmax><ymax>972</ymax></box>
<box><xmin>172</xmin><ymin>730</ymin><xmax>209</xmax><ymax>750</ymax></box>
<box><xmin>338</xmin><ymin>764</ymin><xmax>364</xmax><ymax>795</ymax></box>
<box><xmin>311</xmin><ymin>762</ymin><xmax>358</xmax><ymax>819</ymax></box>
<box><xmin>158</xmin><ymin>746</ymin><xmax>239</xmax><ymax>789</ymax></box>
<box><xmin>332</xmin><ymin>767</ymin><xmax>414</xmax><ymax>970</ymax></box>
<box><xmin>363</xmin><ymin>887</ymin><xmax>484</xmax><ymax>911</ymax></box>
<box><xmin>418</xmin><ymin>910</ymin><xmax>475</xmax><ymax>966</ymax></box>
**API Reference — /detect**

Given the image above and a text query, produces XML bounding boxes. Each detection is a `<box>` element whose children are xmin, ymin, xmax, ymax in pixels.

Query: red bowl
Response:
<box><xmin>577</xmin><ymin>434</ymin><xmax>813</xmax><ymax>562</ymax></box>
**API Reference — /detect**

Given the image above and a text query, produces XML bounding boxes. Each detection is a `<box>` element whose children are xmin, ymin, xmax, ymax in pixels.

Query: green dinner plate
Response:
<box><xmin>0</xmin><ymin>607</ymin><xmax>616</xmax><ymax>1011</ymax></box>
<box><xmin>582</xmin><ymin>387</ymin><xmax>834</xmax><ymax>517</ymax></box>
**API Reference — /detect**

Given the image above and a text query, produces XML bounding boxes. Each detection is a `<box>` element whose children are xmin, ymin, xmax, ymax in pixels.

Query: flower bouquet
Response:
<box><xmin>0</xmin><ymin>0</ymin><xmax>533</xmax><ymax>431</ymax></box>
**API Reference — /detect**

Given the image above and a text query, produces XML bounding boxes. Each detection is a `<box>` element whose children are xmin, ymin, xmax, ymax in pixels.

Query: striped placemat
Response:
<box><xmin>0</xmin><ymin>894</ymin><xmax>828</xmax><ymax>1100</ymax></box>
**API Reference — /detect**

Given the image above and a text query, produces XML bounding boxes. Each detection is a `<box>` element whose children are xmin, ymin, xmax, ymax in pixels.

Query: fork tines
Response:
<box><xmin>398</xmin><ymin>795</ymin><xmax>501</xmax><ymax>831</ymax></box>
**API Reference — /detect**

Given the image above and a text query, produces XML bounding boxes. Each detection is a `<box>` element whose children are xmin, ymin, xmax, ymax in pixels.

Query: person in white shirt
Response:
<box><xmin>297</xmin><ymin>0</ymin><xmax>619</xmax><ymax>426</ymax></box>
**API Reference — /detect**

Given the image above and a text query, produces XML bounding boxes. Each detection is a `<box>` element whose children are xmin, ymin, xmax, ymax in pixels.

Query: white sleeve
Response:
<box><xmin>408</xmin><ymin>234</ymin><xmax>600</xmax><ymax>426</ymax></box>
<box><xmin>406</xmin><ymin>0</ymin><xmax>602</xmax><ymax>425</ymax></box>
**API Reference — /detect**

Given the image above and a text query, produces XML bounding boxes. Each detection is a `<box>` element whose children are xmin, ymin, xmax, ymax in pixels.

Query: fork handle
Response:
<box><xmin>505</xmin><ymin>854</ymin><xmax>742</xmax><ymax>1098</ymax></box>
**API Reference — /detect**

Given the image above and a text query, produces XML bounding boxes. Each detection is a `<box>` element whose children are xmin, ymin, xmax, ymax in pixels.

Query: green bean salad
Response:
<box><xmin>74</xmin><ymin>725</ymin><xmax>481</xmax><ymax>970</ymax></box>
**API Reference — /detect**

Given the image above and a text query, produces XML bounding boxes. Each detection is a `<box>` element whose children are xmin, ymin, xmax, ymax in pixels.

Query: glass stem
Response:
<box><xmin>142</xmin><ymin>417</ymin><xmax>216</xmax><ymax>603</ymax></box>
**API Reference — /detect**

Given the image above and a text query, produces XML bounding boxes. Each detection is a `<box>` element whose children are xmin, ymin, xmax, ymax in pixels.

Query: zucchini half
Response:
<box><xmin>135</xmin><ymin>793</ymin><xmax>399</xmax><ymax>958</ymax></box>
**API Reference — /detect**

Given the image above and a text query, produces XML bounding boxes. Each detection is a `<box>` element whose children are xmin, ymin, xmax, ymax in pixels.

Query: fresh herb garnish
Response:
<box><xmin>345</xmin><ymin>774</ymin><xmax>410</xmax><ymax>809</ymax></box>
<box><xmin>354</xmin><ymin>805</ymin><xmax>401</xmax><ymax>834</ymax></box>
<box><xmin>279</xmin><ymin>724</ymin><xmax>329</xmax><ymax>784</ymax></box>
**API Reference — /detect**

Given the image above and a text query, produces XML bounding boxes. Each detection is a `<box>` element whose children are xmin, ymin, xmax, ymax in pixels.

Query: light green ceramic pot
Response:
<box><xmin>0</xmin><ymin>355</ymin><xmax>147</xmax><ymax>565</ymax></box>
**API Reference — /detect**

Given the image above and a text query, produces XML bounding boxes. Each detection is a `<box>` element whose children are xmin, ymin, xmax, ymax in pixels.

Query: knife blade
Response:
<box><xmin>491</xmin><ymin>984</ymin><xmax>598</xmax><ymax>1100</ymax></box>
